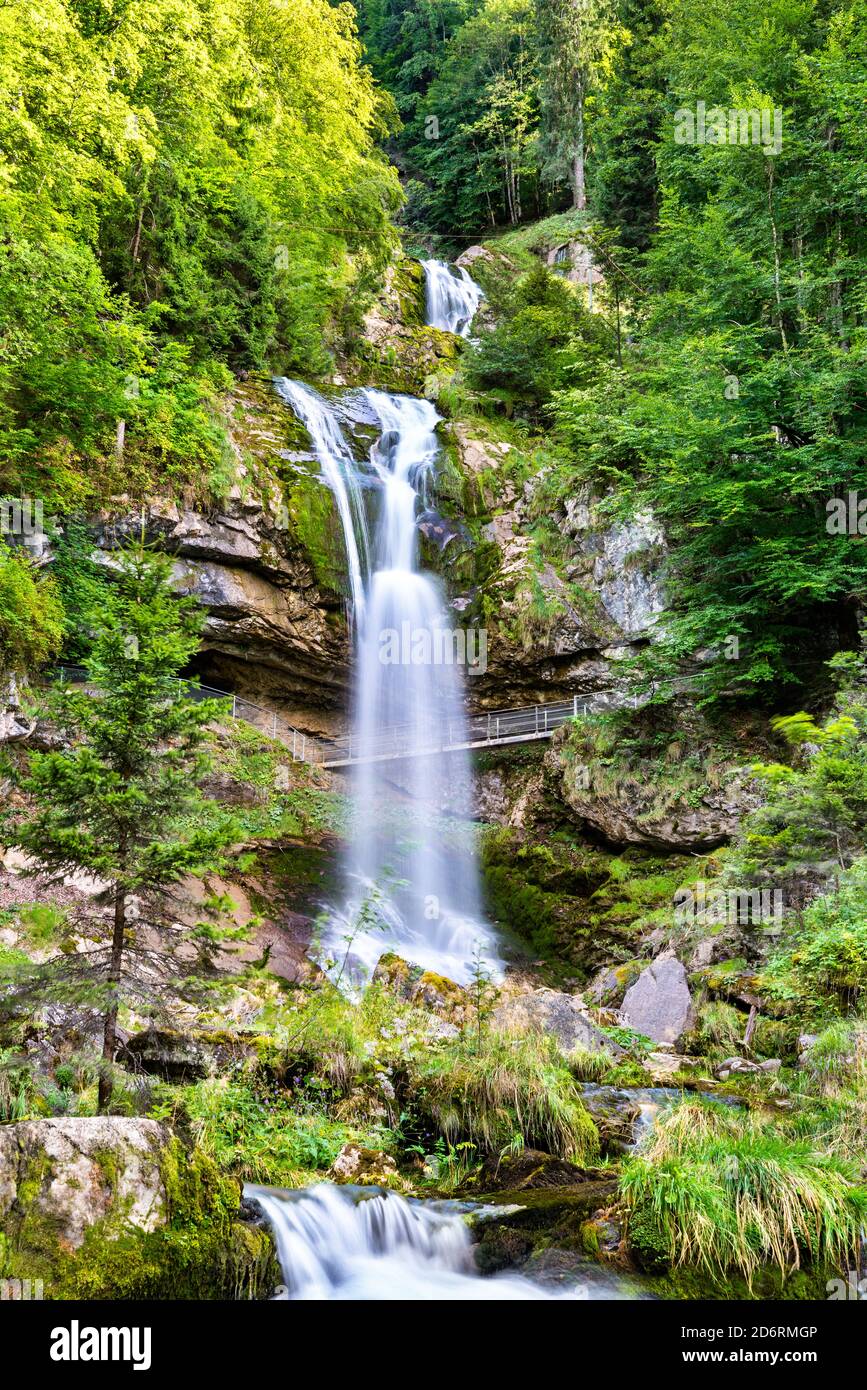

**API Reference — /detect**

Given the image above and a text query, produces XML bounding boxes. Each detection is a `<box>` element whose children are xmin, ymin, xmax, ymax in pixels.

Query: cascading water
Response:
<box><xmin>277</xmin><ymin>377</ymin><xmax>500</xmax><ymax>989</ymax></box>
<box><xmin>248</xmin><ymin>1183</ymin><xmax>649</xmax><ymax>1300</ymax></box>
<box><xmin>422</xmin><ymin>258</ymin><xmax>483</xmax><ymax>336</ymax></box>
<box><xmin>272</xmin><ymin>378</ymin><xmax>370</xmax><ymax>622</ymax></box>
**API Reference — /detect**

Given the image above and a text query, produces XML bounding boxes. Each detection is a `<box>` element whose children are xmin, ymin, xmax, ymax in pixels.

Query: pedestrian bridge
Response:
<box><xmin>50</xmin><ymin>667</ymin><xmax>600</xmax><ymax>768</ymax></box>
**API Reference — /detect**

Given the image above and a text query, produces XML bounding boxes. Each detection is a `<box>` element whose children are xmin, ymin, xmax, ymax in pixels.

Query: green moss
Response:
<box><xmin>159</xmin><ymin>1138</ymin><xmax>242</xmax><ymax>1227</ymax></box>
<box><xmin>282</xmin><ymin>466</ymin><xmax>348</xmax><ymax>597</ymax></box>
<box><xmin>481</xmin><ymin>827</ymin><xmax>694</xmax><ymax>976</ymax></box>
<box><xmin>391</xmin><ymin>256</ymin><xmax>427</xmax><ymax>327</ymax></box>
<box><xmin>1</xmin><ymin>1134</ymin><xmax>278</xmax><ymax>1300</ymax></box>
<box><xmin>49</xmin><ymin>1220</ymin><xmax>278</xmax><ymax>1301</ymax></box>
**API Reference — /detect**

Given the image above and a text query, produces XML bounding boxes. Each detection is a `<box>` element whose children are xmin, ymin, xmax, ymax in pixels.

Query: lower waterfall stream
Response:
<box><xmin>247</xmin><ymin>1184</ymin><xmax>651</xmax><ymax>1301</ymax></box>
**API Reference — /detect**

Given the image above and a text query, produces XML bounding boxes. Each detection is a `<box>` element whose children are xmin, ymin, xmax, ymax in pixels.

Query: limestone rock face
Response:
<box><xmin>93</xmin><ymin>504</ymin><xmax>349</xmax><ymax>720</ymax></box>
<box><xmin>0</xmin><ymin>1118</ymin><xmax>171</xmax><ymax>1250</ymax></box>
<box><xmin>553</xmin><ymin>730</ymin><xmax>756</xmax><ymax>850</ymax></box>
<box><xmin>435</xmin><ymin>431</ymin><xmax>668</xmax><ymax>709</ymax></box>
<box><xmin>589</xmin><ymin>511</ymin><xmax>666</xmax><ymax>638</ymax></box>
<box><xmin>619</xmin><ymin>952</ymin><xmax>696</xmax><ymax>1046</ymax></box>
<box><xmin>492</xmin><ymin>988</ymin><xmax>623</xmax><ymax>1058</ymax></box>
<box><xmin>0</xmin><ymin>674</ymin><xmax>35</xmax><ymax>745</ymax></box>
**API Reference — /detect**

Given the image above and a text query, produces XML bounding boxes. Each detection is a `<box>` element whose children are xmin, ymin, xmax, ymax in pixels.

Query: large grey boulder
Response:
<box><xmin>492</xmin><ymin>988</ymin><xmax>622</xmax><ymax>1058</ymax></box>
<box><xmin>0</xmin><ymin>1118</ymin><xmax>170</xmax><ymax>1250</ymax></box>
<box><xmin>619</xmin><ymin>952</ymin><xmax>696</xmax><ymax>1046</ymax></box>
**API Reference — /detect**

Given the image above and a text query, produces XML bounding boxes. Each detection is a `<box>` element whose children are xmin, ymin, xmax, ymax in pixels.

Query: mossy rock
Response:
<box><xmin>470</xmin><ymin>1180</ymin><xmax>619</xmax><ymax>1272</ymax></box>
<box><xmin>390</xmin><ymin>256</ymin><xmax>427</xmax><ymax>327</ymax></box>
<box><xmin>0</xmin><ymin>1119</ymin><xmax>279</xmax><ymax>1300</ymax></box>
<box><xmin>45</xmin><ymin>1217</ymin><xmax>279</xmax><ymax>1301</ymax></box>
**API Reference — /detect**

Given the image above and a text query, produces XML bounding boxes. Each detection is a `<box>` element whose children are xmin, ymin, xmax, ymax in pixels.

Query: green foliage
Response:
<box><xmin>761</xmin><ymin>860</ymin><xmax>867</xmax><ymax>1019</ymax></box>
<box><xmin>0</xmin><ymin>544</ymin><xmax>244</xmax><ymax>1108</ymax></box>
<box><xmin>622</xmin><ymin>1099</ymin><xmax>867</xmax><ymax>1283</ymax></box>
<box><xmin>0</xmin><ymin>0</ymin><xmax>401</xmax><ymax>498</ymax></box>
<box><xmin>181</xmin><ymin>1075</ymin><xmax>355</xmax><ymax>1187</ymax></box>
<box><xmin>546</xmin><ymin>0</ymin><xmax>867</xmax><ymax>702</ymax></box>
<box><xmin>48</xmin><ymin>519</ymin><xmax>109</xmax><ymax>664</ymax></box>
<box><xmin>733</xmin><ymin>655</ymin><xmax>867</xmax><ymax>878</ymax></box>
<box><xmin>464</xmin><ymin>262</ymin><xmax>609</xmax><ymax>415</ymax></box>
<box><xmin>0</xmin><ymin>548</ymin><xmax>63</xmax><ymax>674</ymax></box>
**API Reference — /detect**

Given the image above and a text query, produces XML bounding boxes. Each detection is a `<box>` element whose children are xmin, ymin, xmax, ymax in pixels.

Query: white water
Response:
<box><xmin>248</xmin><ymin>1183</ymin><xmax>645</xmax><ymax>1301</ymax></box>
<box><xmin>272</xmin><ymin>377</ymin><xmax>370</xmax><ymax>623</ymax></box>
<box><xmin>422</xmin><ymin>259</ymin><xmax>483</xmax><ymax>337</ymax></box>
<box><xmin>278</xmin><ymin>380</ymin><xmax>500</xmax><ymax>989</ymax></box>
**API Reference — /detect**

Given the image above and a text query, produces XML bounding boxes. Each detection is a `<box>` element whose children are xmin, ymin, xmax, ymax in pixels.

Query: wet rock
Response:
<box><xmin>328</xmin><ymin>1144</ymin><xmax>399</xmax><ymax>1186</ymax></box>
<box><xmin>584</xmin><ymin>1213</ymin><xmax>622</xmax><ymax>1254</ymax></box>
<box><xmin>477</xmin><ymin>1149</ymin><xmax>596</xmax><ymax>1193</ymax></box>
<box><xmin>492</xmin><ymin>988</ymin><xmax>623</xmax><ymax>1058</ymax></box>
<box><xmin>578</xmin><ymin>1086</ymin><xmax>640</xmax><ymax>1154</ymax></box>
<box><xmin>417</xmin><ymin>508</ymin><xmax>465</xmax><ymax>553</ymax></box>
<box><xmin>372</xmin><ymin>953</ymin><xmax>469</xmax><ymax>1023</ymax></box>
<box><xmin>473</xmin><ymin>1226</ymin><xmax>533</xmax><ymax>1273</ymax></box>
<box><xmin>522</xmin><ymin>1247</ymin><xmax>589</xmax><ymax>1283</ymax></box>
<box><xmin>620</xmin><ymin>951</ymin><xmax>696</xmax><ymax>1046</ymax></box>
<box><xmin>470</xmin><ymin>1180</ymin><xmax>620</xmax><ymax>1276</ymax></box>
<box><xmin>0</xmin><ymin>1118</ymin><xmax>171</xmax><ymax>1250</ymax></box>
<box><xmin>119</xmin><ymin>1028</ymin><xmax>256</xmax><ymax>1081</ymax></box>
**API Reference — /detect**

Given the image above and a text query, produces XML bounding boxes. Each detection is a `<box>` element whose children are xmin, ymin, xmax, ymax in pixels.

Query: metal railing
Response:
<box><xmin>48</xmin><ymin>666</ymin><xmax>327</xmax><ymax>764</ymax></box>
<box><xmin>320</xmin><ymin>695</ymin><xmax>595</xmax><ymax>766</ymax></box>
<box><xmin>47</xmin><ymin>667</ymin><xmax>607</xmax><ymax>769</ymax></box>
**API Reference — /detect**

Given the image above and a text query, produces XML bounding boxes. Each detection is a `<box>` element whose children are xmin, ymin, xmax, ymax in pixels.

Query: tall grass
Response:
<box><xmin>415</xmin><ymin>1032</ymin><xmax>599</xmax><ymax>1164</ymax></box>
<box><xmin>621</xmin><ymin>1100</ymin><xmax>867</xmax><ymax>1284</ymax></box>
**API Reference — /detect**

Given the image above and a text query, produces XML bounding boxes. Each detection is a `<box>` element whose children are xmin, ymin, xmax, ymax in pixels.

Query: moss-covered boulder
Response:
<box><xmin>0</xmin><ymin>1118</ymin><xmax>278</xmax><ymax>1299</ymax></box>
<box><xmin>372</xmin><ymin>952</ymin><xmax>468</xmax><ymax>1024</ymax></box>
<box><xmin>328</xmin><ymin>1144</ymin><xmax>400</xmax><ymax>1187</ymax></box>
<box><xmin>492</xmin><ymin>988</ymin><xmax>622</xmax><ymax>1059</ymax></box>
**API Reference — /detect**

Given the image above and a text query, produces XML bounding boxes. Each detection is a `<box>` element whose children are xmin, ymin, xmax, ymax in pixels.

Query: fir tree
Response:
<box><xmin>0</xmin><ymin>544</ymin><xmax>244</xmax><ymax>1111</ymax></box>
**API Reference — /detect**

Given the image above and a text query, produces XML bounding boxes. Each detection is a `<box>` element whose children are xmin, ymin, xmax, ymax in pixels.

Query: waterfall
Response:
<box><xmin>272</xmin><ymin>377</ymin><xmax>370</xmax><ymax>622</ymax></box>
<box><xmin>276</xmin><ymin>380</ymin><xmax>500</xmax><ymax>989</ymax></box>
<box><xmin>248</xmin><ymin>1184</ymin><xmax>642</xmax><ymax>1300</ymax></box>
<box><xmin>422</xmin><ymin>259</ymin><xmax>483</xmax><ymax>337</ymax></box>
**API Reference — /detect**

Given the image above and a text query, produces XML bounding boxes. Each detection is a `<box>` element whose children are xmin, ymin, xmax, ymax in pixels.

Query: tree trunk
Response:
<box><xmin>572</xmin><ymin>94</ymin><xmax>587</xmax><ymax>210</ymax></box>
<box><xmin>572</xmin><ymin>148</ymin><xmax>586</xmax><ymax>210</ymax></box>
<box><xmin>765</xmin><ymin>164</ymin><xmax>788</xmax><ymax>351</ymax></box>
<box><xmin>98</xmin><ymin>883</ymin><xmax>126</xmax><ymax>1113</ymax></box>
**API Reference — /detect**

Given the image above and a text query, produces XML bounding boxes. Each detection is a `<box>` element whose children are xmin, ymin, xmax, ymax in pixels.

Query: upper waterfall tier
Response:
<box><xmin>422</xmin><ymin>259</ymin><xmax>483</xmax><ymax>336</ymax></box>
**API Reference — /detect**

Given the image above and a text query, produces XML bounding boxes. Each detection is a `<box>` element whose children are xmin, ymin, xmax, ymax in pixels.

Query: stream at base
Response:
<box><xmin>247</xmin><ymin>1183</ymin><xmax>653</xmax><ymax>1301</ymax></box>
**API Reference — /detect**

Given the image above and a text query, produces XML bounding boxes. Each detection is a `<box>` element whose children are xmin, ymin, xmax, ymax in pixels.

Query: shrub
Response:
<box><xmin>621</xmin><ymin>1100</ymin><xmax>867</xmax><ymax>1284</ymax></box>
<box><xmin>182</xmin><ymin>1075</ymin><xmax>355</xmax><ymax>1188</ymax></box>
<box><xmin>414</xmin><ymin>1031</ymin><xmax>600</xmax><ymax>1163</ymax></box>
<box><xmin>762</xmin><ymin>859</ymin><xmax>867</xmax><ymax>1019</ymax></box>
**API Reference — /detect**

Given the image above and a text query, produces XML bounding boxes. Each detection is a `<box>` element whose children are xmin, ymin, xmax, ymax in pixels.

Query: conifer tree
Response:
<box><xmin>0</xmin><ymin>545</ymin><xmax>244</xmax><ymax>1111</ymax></box>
